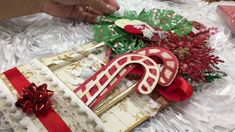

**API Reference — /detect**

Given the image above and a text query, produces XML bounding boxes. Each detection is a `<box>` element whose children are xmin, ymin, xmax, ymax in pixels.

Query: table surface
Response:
<box><xmin>0</xmin><ymin>0</ymin><xmax>235</xmax><ymax>131</ymax></box>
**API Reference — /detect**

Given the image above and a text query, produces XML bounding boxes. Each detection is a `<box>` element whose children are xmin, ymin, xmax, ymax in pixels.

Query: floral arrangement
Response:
<box><xmin>93</xmin><ymin>9</ymin><xmax>225</xmax><ymax>84</ymax></box>
<box><xmin>94</xmin><ymin>9</ymin><xmax>192</xmax><ymax>55</ymax></box>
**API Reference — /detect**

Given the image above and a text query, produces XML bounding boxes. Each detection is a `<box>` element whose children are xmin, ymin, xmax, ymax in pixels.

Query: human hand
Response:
<box><xmin>41</xmin><ymin>0</ymin><xmax>119</xmax><ymax>22</ymax></box>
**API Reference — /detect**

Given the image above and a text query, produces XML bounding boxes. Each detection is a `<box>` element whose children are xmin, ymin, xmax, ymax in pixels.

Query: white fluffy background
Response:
<box><xmin>0</xmin><ymin>0</ymin><xmax>235</xmax><ymax>131</ymax></box>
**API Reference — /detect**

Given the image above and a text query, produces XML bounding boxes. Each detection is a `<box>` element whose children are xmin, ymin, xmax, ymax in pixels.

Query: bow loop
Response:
<box><xmin>15</xmin><ymin>83</ymin><xmax>54</xmax><ymax>114</ymax></box>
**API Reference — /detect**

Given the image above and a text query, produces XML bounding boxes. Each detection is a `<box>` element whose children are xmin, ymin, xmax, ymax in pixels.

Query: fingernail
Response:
<box><xmin>116</xmin><ymin>5</ymin><xmax>120</xmax><ymax>10</ymax></box>
<box><xmin>106</xmin><ymin>4</ymin><xmax>117</xmax><ymax>12</ymax></box>
<box><xmin>109</xmin><ymin>0</ymin><xmax>120</xmax><ymax>10</ymax></box>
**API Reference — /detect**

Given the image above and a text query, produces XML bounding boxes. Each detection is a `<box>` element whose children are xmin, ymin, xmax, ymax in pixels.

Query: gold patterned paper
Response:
<box><xmin>100</xmin><ymin>92</ymin><xmax>156</xmax><ymax>132</ymax></box>
<box><xmin>44</xmin><ymin>48</ymin><xmax>168</xmax><ymax>132</ymax></box>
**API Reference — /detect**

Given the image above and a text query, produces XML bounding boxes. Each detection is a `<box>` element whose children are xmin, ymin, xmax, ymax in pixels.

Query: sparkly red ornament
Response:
<box><xmin>15</xmin><ymin>83</ymin><xmax>54</xmax><ymax>114</ymax></box>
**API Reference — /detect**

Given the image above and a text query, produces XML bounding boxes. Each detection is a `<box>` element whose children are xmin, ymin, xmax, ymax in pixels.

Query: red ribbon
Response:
<box><xmin>158</xmin><ymin>77</ymin><xmax>193</xmax><ymax>102</ymax></box>
<box><xmin>4</xmin><ymin>68</ymin><xmax>71</xmax><ymax>132</ymax></box>
<box><xmin>128</xmin><ymin>68</ymin><xmax>193</xmax><ymax>102</ymax></box>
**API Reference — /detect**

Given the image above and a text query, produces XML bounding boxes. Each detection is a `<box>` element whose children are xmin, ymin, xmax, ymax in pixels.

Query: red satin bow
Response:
<box><xmin>158</xmin><ymin>77</ymin><xmax>193</xmax><ymax>102</ymax></box>
<box><xmin>128</xmin><ymin>69</ymin><xmax>193</xmax><ymax>102</ymax></box>
<box><xmin>15</xmin><ymin>83</ymin><xmax>54</xmax><ymax>114</ymax></box>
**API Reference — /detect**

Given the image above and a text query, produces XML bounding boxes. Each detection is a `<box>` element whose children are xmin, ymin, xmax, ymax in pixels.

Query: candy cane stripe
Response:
<box><xmin>74</xmin><ymin>54</ymin><xmax>160</xmax><ymax>107</ymax></box>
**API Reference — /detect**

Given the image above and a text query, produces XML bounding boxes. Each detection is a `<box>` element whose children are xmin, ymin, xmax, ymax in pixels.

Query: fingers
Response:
<box><xmin>42</xmin><ymin>3</ymin><xmax>98</xmax><ymax>22</ymax></box>
<box><xmin>50</xmin><ymin>0</ymin><xmax>79</xmax><ymax>5</ymax></box>
<box><xmin>42</xmin><ymin>0</ymin><xmax>119</xmax><ymax>22</ymax></box>
<box><xmin>49</xmin><ymin>0</ymin><xmax>120</xmax><ymax>14</ymax></box>
<box><xmin>79</xmin><ymin>12</ymin><xmax>98</xmax><ymax>22</ymax></box>
<box><xmin>86</xmin><ymin>0</ymin><xmax>117</xmax><ymax>14</ymax></box>
<box><xmin>86</xmin><ymin>6</ymin><xmax>103</xmax><ymax>15</ymax></box>
<box><xmin>42</xmin><ymin>2</ymin><xmax>74</xmax><ymax>17</ymax></box>
<box><xmin>103</xmin><ymin>0</ymin><xmax>119</xmax><ymax>10</ymax></box>
<box><xmin>70</xmin><ymin>6</ymin><xmax>98</xmax><ymax>22</ymax></box>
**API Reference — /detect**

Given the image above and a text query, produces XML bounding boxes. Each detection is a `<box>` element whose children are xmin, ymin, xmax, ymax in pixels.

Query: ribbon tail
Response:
<box><xmin>158</xmin><ymin>77</ymin><xmax>193</xmax><ymax>102</ymax></box>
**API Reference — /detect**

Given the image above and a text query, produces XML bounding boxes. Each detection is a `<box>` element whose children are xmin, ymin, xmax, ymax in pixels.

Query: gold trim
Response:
<box><xmin>47</xmin><ymin>63</ymin><xmax>59</xmax><ymax>70</ymax></box>
<box><xmin>0</xmin><ymin>74</ymin><xmax>18</xmax><ymax>97</ymax></box>
<box><xmin>157</xmin><ymin>96</ymin><xmax>169</xmax><ymax>110</ymax></box>
<box><xmin>48</xmin><ymin>53</ymin><xmax>87</xmax><ymax>71</ymax></box>
<box><xmin>40</xmin><ymin>42</ymin><xmax>105</xmax><ymax>71</ymax></box>
<box><xmin>125</xmin><ymin>115</ymin><xmax>150</xmax><ymax>132</ymax></box>
<box><xmin>95</xmin><ymin>83</ymin><xmax>137</xmax><ymax>116</ymax></box>
<box><xmin>94</xmin><ymin>83</ymin><xmax>169</xmax><ymax>131</ymax></box>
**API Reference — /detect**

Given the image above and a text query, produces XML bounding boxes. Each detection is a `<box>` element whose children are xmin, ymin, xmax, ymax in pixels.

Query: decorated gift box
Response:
<box><xmin>0</xmin><ymin>8</ymin><xmax>226</xmax><ymax>132</ymax></box>
<box><xmin>40</xmin><ymin>44</ymin><xmax>170</xmax><ymax>131</ymax></box>
<box><xmin>0</xmin><ymin>60</ymin><xmax>108</xmax><ymax>131</ymax></box>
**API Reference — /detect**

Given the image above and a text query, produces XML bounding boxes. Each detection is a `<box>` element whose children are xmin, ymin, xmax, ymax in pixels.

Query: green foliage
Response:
<box><xmin>204</xmin><ymin>71</ymin><xmax>227</xmax><ymax>83</ymax></box>
<box><xmin>137</xmin><ymin>9</ymin><xmax>192</xmax><ymax>36</ymax></box>
<box><xmin>93</xmin><ymin>8</ymin><xmax>192</xmax><ymax>55</ymax></box>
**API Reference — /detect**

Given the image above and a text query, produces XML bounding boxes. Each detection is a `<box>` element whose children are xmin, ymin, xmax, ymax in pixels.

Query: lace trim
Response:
<box><xmin>0</xmin><ymin>78</ymin><xmax>40</xmax><ymax>132</ymax></box>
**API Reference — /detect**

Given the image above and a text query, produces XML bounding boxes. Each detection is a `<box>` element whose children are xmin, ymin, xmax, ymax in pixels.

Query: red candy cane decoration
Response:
<box><xmin>74</xmin><ymin>47</ymin><xmax>179</xmax><ymax>109</ymax></box>
<box><xmin>134</xmin><ymin>47</ymin><xmax>178</xmax><ymax>86</ymax></box>
<box><xmin>74</xmin><ymin>54</ymin><xmax>160</xmax><ymax>106</ymax></box>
